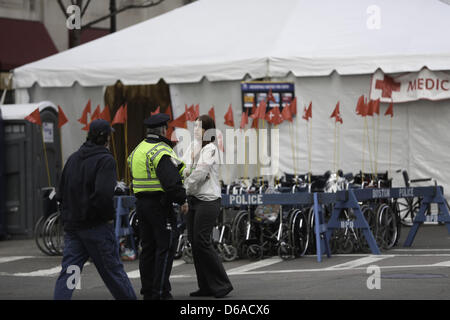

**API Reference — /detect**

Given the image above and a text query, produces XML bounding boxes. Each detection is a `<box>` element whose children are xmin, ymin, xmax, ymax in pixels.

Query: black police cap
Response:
<box><xmin>89</xmin><ymin>119</ymin><xmax>114</xmax><ymax>135</ymax></box>
<box><xmin>143</xmin><ymin>113</ymin><xmax>170</xmax><ymax>128</ymax></box>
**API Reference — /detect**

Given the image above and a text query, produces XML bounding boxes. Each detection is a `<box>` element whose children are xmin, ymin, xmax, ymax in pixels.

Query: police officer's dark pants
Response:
<box><xmin>137</xmin><ymin>196</ymin><xmax>178</xmax><ymax>300</ymax></box>
<box><xmin>187</xmin><ymin>196</ymin><xmax>233</xmax><ymax>295</ymax></box>
<box><xmin>53</xmin><ymin>223</ymin><xmax>137</xmax><ymax>300</ymax></box>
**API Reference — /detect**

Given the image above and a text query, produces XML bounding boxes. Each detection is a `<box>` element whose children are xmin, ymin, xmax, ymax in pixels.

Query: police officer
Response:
<box><xmin>128</xmin><ymin>113</ymin><xmax>188</xmax><ymax>300</ymax></box>
<box><xmin>54</xmin><ymin>119</ymin><xmax>136</xmax><ymax>300</ymax></box>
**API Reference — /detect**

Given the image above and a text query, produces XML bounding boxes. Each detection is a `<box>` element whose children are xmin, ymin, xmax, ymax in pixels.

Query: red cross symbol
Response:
<box><xmin>375</xmin><ymin>75</ymin><xmax>401</xmax><ymax>98</ymax></box>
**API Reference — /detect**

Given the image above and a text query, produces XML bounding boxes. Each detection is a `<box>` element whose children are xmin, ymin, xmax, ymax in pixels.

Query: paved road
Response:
<box><xmin>0</xmin><ymin>224</ymin><xmax>449</xmax><ymax>300</ymax></box>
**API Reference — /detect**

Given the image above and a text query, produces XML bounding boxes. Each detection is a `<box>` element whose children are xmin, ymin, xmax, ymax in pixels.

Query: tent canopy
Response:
<box><xmin>13</xmin><ymin>0</ymin><xmax>450</xmax><ymax>88</ymax></box>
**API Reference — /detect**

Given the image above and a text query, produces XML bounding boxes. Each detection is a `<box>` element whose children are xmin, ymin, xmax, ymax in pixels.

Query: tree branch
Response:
<box><xmin>57</xmin><ymin>0</ymin><xmax>69</xmax><ymax>19</ymax></box>
<box><xmin>81</xmin><ymin>0</ymin><xmax>165</xmax><ymax>30</ymax></box>
<box><xmin>81</xmin><ymin>0</ymin><xmax>91</xmax><ymax>17</ymax></box>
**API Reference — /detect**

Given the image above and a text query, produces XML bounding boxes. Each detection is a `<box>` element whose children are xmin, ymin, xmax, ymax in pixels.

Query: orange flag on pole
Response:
<box><xmin>250</xmin><ymin>100</ymin><xmax>267</xmax><ymax>120</ymax></box>
<box><xmin>373</xmin><ymin>99</ymin><xmax>380</xmax><ymax>115</ymax></box>
<box><xmin>169</xmin><ymin>112</ymin><xmax>187</xmax><ymax>129</ymax></box>
<box><xmin>112</xmin><ymin>105</ymin><xmax>126</xmax><ymax>125</ymax></box>
<box><xmin>91</xmin><ymin>105</ymin><xmax>101</xmax><ymax>121</ymax></box>
<box><xmin>330</xmin><ymin>101</ymin><xmax>340</xmax><ymax>119</ymax></box>
<box><xmin>164</xmin><ymin>105</ymin><xmax>173</xmax><ymax>120</ymax></box>
<box><xmin>265</xmin><ymin>106</ymin><xmax>283</xmax><ymax>125</ymax></box>
<box><xmin>267</xmin><ymin>88</ymin><xmax>276</xmax><ymax>103</ymax></box>
<box><xmin>224</xmin><ymin>104</ymin><xmax>235</xmax><ymax>127</ymax></box>
<box><xmin>57</xmin><ymin>105</ymin><xmax>68</xmax><ymax>128</ymax></box>
<box><xmin>290</xmin><ymin>97</ymin><xmax>297</xmax><ymax>116</ymax></box>
<box><xmin>385</xmin><ymin>102</ymin><xmax>394</xmax><ymax>117</ymax></box>
<box><xmin>240</xmin><ymin>109</ymin><xmax>249</xmax><ymax>129</ymax></box>
<box><xmin>78</xmin><ymin>100</ymin><xmax>91</xmax><ymax>125</ymax></box>
<box><xmin>208</xmin><ymin>106</ymin><xmax>216</xmax><ymax>121</ymax></box>
<box><xmin>25</xmin><ymin>108</ymin><xmax>42</xmax><ymax>126</ymax></box>
<box><xmin>185</xmin><ymin>104</ymin><xmax>196</xmax><ymax>122</ymax></box>
<box><xmin>151</xmin><ymin>106</ymin><xmax>161</xmax><ymax>115</ymax></box>
<box><xmin>100</xmin><ymin>105</ymin><xmax>111</xmax><ymax>122</ymax></box>
<box><xmin>281</xmin><ymin>103</ymin><xmax>293</xmax><ymax>122</ymax></box>
<box><xmin>302</xmin><ymin>102</ymin><xmax>312</xmax><ymax>121</ymax></box>
<box><xmin>355</xmin><ymin>95</ymin><xmax>365</xmax><ymax>116</ymax></box>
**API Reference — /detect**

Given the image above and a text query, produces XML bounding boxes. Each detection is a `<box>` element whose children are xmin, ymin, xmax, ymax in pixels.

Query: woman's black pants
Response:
<box><xmin>186</xmin><ymin>196</ymin><xmax>233</xmax><ymax>295</ymax></box>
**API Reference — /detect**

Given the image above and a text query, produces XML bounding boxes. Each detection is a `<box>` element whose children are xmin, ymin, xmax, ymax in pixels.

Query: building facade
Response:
<box><xmin>0</xmin><ymin>0</ymin><xmax>192</xmax><ymax>101</ymax></box>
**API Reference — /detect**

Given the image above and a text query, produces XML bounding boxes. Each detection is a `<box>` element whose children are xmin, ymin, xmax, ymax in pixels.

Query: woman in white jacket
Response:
<box><xmin>183</xmin><ymin>114</ymin><xmax>233</xmax><ymax>298</ymax></box>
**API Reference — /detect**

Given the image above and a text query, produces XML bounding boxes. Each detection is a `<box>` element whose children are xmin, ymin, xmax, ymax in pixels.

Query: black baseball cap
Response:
<box><xmin>143</xmin><ymin>113</ymin><xmax>170</xmax><ymax>128</ymax></box>
<box><xmin>89</xmin><ymin>119</ymin><xmax>114</xmax><ymax>136</ymax></box>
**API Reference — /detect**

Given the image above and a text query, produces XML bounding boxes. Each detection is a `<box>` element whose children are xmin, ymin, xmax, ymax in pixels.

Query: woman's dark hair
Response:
<box><xmin>196</xmin><ymin>114</ymin><xmax>216</xmax><ymax>147</ymax></box>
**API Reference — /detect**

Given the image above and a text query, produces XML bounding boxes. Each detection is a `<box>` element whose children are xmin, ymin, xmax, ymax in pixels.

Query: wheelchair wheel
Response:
<box><xmin>218</xmin><ymin>244</ymin><xmax>238</xmax><ymax>262</ymax></box>
<box><xmin>289</xmin><ymin>209</ymin><xmax>309</xmax><ymax>257</ymax></box>
<box><xmin>278</xmin><ymin>242</ymin><xmax>294</xmax><ymax>260</ymax></box>
<box><xmin>377</xmin><ymin>203</ymin><xmax>398</xmax><ymax>249</ymax></box>
<box><xmin>247</xmin><ymin>244</ymin><xmax>263</xmax><ymax>261</ymax></box>
<box><xmin>34</xmin><ymin>216</ymin><xmax>54</xmax><ymax>256</ymax></box>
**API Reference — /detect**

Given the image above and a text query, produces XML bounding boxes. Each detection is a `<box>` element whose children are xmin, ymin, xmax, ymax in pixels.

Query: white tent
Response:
<box><xmin>12</xmin><ymin>0</ymin><xmax>450</xmax><ymax>193</ymax></box>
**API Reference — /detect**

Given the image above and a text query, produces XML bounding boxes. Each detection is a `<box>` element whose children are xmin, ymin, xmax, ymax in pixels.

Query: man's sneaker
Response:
<box><xmin>121</xmin><ymin>248</ymin><xmax>136</xmax><ymax>261</ymax></box>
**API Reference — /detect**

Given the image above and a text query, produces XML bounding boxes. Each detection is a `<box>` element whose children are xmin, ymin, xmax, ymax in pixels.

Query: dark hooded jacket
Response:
<box><xmin>57</xmin><ymin>141</ymin><xmax>117</xmax><ymax>230</ymax></box>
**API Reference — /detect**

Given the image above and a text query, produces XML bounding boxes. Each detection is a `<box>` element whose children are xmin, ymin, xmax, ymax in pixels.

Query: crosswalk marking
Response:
<box><xmin>5</xmin><ymin>262</ymin><xmax>91</xmax><ymax>277</ymax></box>
<box><xmin>13</xmin><ymin>266</ymin><xmax>62</xmax><ymax>277</ymax></box>
<box><xmin>127</xmin><ymin>260</ymin><xmax>185</xmax><ymax>279</ymax></box>
<box><xmin>326</xmin><ymin>255</ymin><xmax>394</xmax><ymax>270</ymax></box>
<box><xmin>431</xmin><ymin>260</ymin><xmax>450</xmax><ymax>267</ymax></box>
<box><xmin>0</xmin><ymin>256</ymin><xmax>35</xmax><ymax>264</ymax></box>
<box><xmin>227</xmin><ymin>257</ymin><xmax>282</xmax><ymax>275</ymax></box>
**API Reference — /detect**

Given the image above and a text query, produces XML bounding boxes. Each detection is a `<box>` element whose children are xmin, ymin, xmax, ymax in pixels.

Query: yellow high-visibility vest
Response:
<box><xmin>127</xmin><ymin>140</ymin><xmax>185</xmax><ymax>194</ymax></box>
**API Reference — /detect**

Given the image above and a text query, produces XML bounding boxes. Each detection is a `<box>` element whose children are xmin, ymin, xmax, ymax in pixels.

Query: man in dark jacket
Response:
<box><xmin>53</xmin><ymin>119</ymin><xmax>136</xmax><ymax>300</ymax></box>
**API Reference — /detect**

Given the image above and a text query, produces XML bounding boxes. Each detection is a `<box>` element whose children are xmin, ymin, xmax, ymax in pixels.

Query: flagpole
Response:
<box><xmin>372</xmin><ymin>115</ymin><xmax>377</xmax><ymax>178</ymax></box>
<box><xmin>289</xmin><ymin>123</ymin><xmax>297</xmax><ymax>177</ymax></box>
<box><xmin>337</xmin><ymin>122</ymin><xmax>340</xmax><ymax>174</ymax></box>
<box><xmin>293</xmin><ymin>116</ymin><xmax>298</xmax><ymax>177</ymax></box>
<box><xmin>361</xmin><ymin>117</ymin><xmax>365</xmax><ymax>182</ymax></box>
<box><xmin>365</xmin><ymin>117</ymin><xmax>374</xmax><ymax>180</ymax></box>
<box><xmin>389</xmin><ymin>116</ymin><xmax>393</xmax><ymax>176</ymax></box>
<box><xmin>260</xmin><ymin>119</ymin><xmax>266</xmax><ymax>185</ymax></box>
<box><xmin>41</xmin><ymin>126</ymin><xmax>52</xmax><ymax>187</ymax></box>
<box><xmin>124</xmin><ymin>119</ymin><xmax>129</xmax><ymax>184</ymax></box>
<box><xmin>308</xmin><ymin>118</ymin><xmax>312</xmax><ymax>184</ymax></box>
<box><xmin>375</xmin><ymin>113</ymin><xmax>380</xmax><ymax>177</ymax></box>
<box><xmin>333</xmin><ymin>121</ymin><xmax>337</xmax><ymax>174</ymax></box>
<box><xmin>244</xmin><ymin>129</ymin><xmax>249</xmax><ymax>180</ymax></box>
<box><xmin>111</xmin><ymin>131</ymin><xmax>120</xmax><ymax>180</ymax></box>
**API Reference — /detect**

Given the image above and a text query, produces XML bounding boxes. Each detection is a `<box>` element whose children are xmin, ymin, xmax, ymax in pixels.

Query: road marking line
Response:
<box><xmin>127</xmin><ymin>260</ymin><xmax>185</xmax><ymax>279</ymax></box>
<box><xmin>229</xmin><ymin>263</ymin><xmax>450</xmax><ymax>276</ymax></box>
<box><xmin>0</xmin><ymin>256</ymin><xmax>35</xmax><ymax>264</ymax></box>
<box><xmin>326</xmin><ymin>255</ymin><xmax>394</xmax><ymax>270</ymax></box>
<box><xmin>6</xmin><ymin>262</ymin><xmax>91</xmax><ymax>277</ymax></box>
<box><xmin>13</xmin><ymin>266</ymin><xmax>62</xmax><ymax>277</ymax></box>
<box><xmin>431</xmin><ymin>260</ymin><xmax>450</xmax><ymax>267</ymax></box>
<box><xmin>227</xmin><ymin>257</ymin><xmax>283</xmax><ymax>275</ymax></box>
<box><xmin>391</xmin><ymin>249</ymin><xmax>450</xmax><ymax>252</ymax></box>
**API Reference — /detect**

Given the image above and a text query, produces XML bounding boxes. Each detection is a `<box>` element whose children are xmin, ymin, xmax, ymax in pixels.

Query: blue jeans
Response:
<box><xmin>53</xmin><ymin>223</ymin><xmax>137</xmax><ymax>300</ymax></box>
